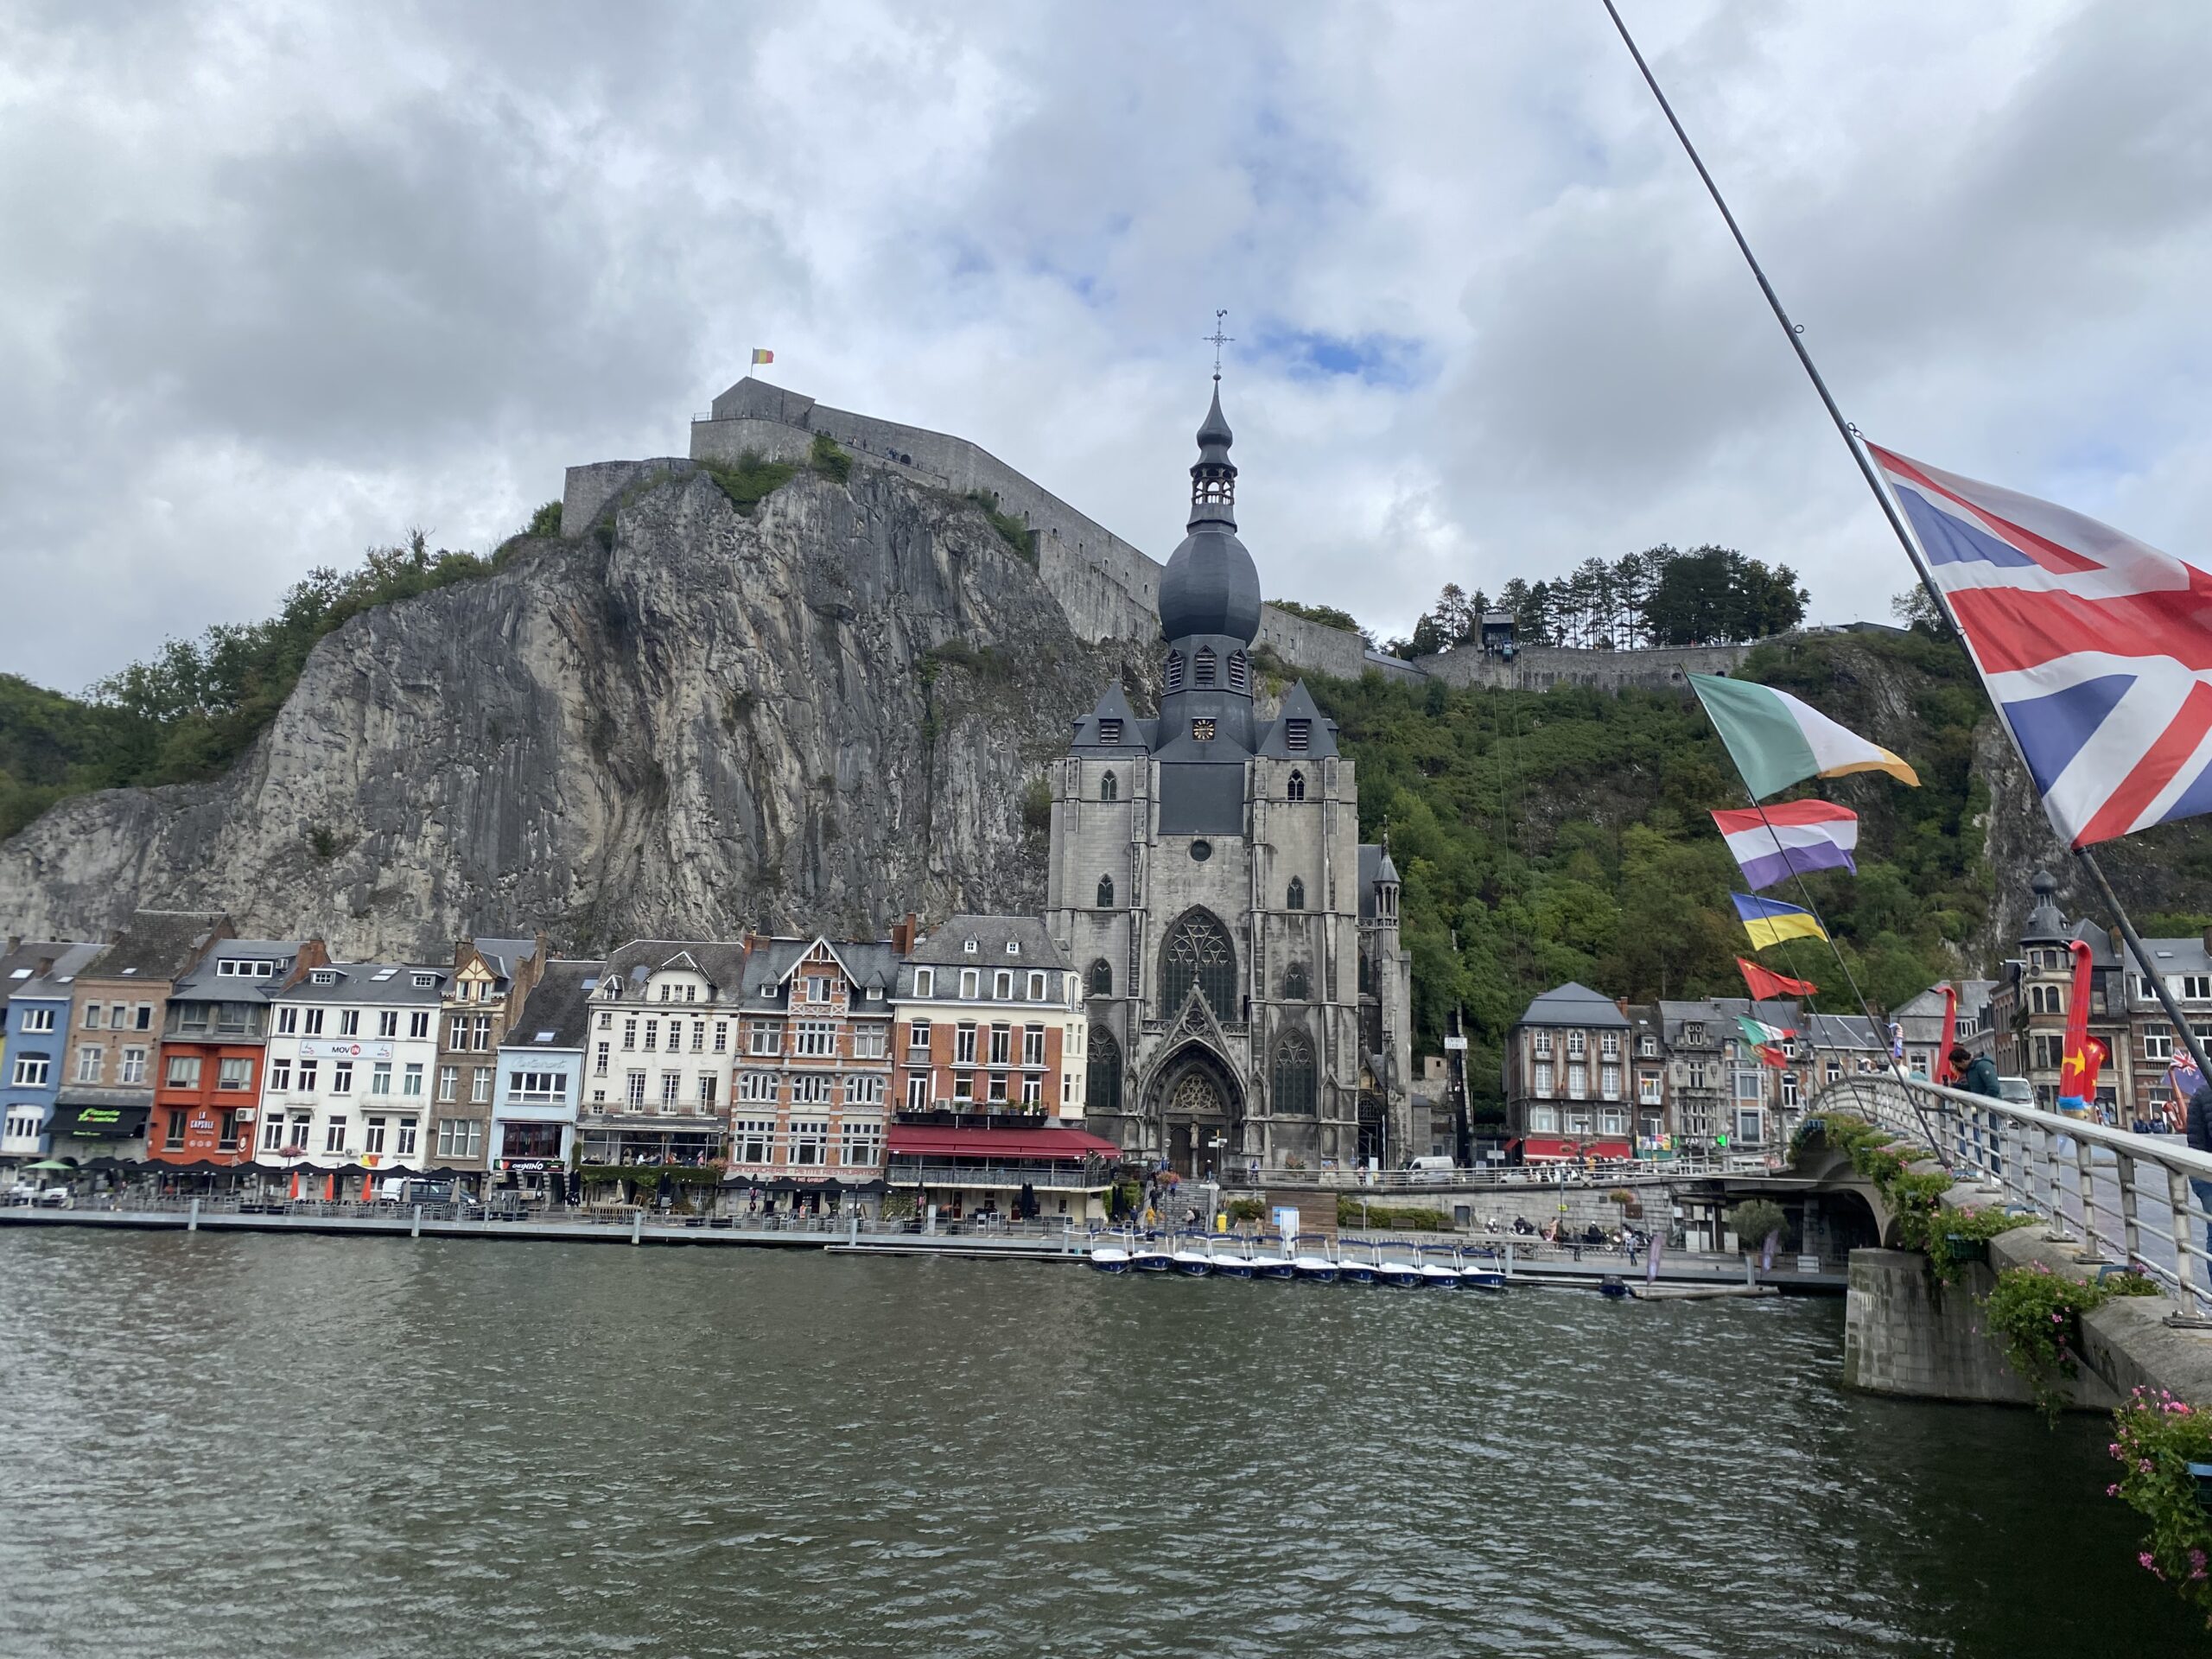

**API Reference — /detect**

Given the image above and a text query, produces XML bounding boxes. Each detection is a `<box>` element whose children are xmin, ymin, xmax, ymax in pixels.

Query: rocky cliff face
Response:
<box><xmin>0</xmin><ymin>467</ymin><xmax>1142</xmax><ymax>957</ymax></box>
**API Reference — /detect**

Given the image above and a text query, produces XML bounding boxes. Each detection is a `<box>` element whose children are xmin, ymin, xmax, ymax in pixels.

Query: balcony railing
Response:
<box><xmin>887</xmin><ymin>1160</ymin><xmax>1108</xmax><ymax>1191</ymax></box>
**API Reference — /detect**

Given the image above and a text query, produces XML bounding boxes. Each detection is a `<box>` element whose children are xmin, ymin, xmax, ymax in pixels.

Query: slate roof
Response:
<box><xmin>504</xmin><ymin>960</ymin><xmax>605</xmax><ymax>1051</ymax></box>
<box><xmin>898</xmin><ymin>917</ymin><xmax>1069</xmax><ymax>1000</ymax></box>
<box><xmin>8</xmin><ymin>941</ymin><xmax>108</xmax><ymax>1000</ymax></box>
<box><xmin>81</xmin><ymin>911</ymin><xmax>230</xmax><ymax>983</ymax></box>
<box><xmin>278</xmin><ymin>963</ymin><xmax>450</xmax><ymax>1005</ymax></box>
<box><xmin>603</xmin><ymin>938</ymin><xmax>752</xmax><ymax>1000</ymax></box>
<box><xmin>1252</xmin><ymin>681</ymin><xmax>1339</xmax><ymax>760</ymax></box>
<box><xmin>1516</xmin><ymin>982</ymin><xmax>1631</xmax><ymax>1029</ymax></box>
<box><xmin>169</xmin><ymin>939</ymin><xmax>316</xmax><ymax>1002</ymax></box>
<box><xmin>742</xmin><ymin>936</ymin><xmax>900</xmax><ymax>1002</ymax></box>
<box><xmin>464</xmin><ymin>935</ymin><xmax>543</xmax><ymax>990</ymax></box>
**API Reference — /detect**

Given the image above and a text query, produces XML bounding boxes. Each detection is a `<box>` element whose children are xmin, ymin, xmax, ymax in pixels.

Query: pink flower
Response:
<box><xmin>2143</xmin><ymin>1552</ymin><xmax>2165</xmax><ymax>1579</ymax></box>
<box><xmin>2107</xmin><ymin>1483</ymin><xmax>2123</xmax><ymax>1497</ymax></box>
<box><xmin>2111</xmin><ymin>1443</ymin><xmax>2124</xmax><ymax>1456</ymax></box>
<box><xmin>2142</xmin><ymin>1459</ymin><xmax>2156</xmax><ymax>1473</ymax></box>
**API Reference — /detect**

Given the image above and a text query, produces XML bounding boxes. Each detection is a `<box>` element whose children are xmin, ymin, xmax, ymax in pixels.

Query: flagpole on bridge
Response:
<box><xmin>1600</xmin><ymin>0</ymin><xmax>2212</xmax><ymax>1094</ymax></box>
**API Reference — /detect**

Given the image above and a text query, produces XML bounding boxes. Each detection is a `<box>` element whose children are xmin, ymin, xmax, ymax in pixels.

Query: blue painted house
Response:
<box><xmin>3</xmin><ymin>940</ymin><xmax>107</xmax><ymax>1160</ymax></box>
<box><xmin>486</xmin><ymin>959</ymin><xmax>602</xmax><ymax>1201</ymax></box>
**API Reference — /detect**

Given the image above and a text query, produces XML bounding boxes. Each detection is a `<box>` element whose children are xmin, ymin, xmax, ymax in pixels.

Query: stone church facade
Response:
<box><xmin>1046</xmin><ymin>385</ymin><xmax>1413</xmax><ymax>1177</ymax></box>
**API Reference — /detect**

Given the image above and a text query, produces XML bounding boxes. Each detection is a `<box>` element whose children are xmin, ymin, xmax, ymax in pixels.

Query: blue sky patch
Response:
<box><xmin>1249</xmin><ymin>325</ymin><xmax>1430</xmax><ymax>390</ymax></box>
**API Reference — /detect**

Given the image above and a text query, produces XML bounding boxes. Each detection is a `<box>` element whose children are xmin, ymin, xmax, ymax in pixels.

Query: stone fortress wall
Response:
<box><xmin>563</xmin><ymin>379</ymin><xmax>1754</xmax><ymax>693</ymax></box>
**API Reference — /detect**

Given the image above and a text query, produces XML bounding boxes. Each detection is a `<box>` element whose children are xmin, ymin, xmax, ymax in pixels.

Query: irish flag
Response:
<box><xmin>1711</xmin><ymin>800</ymin><xmax>1859</xmax><ymax>890</ymax></box>
<box><xmin>1690</xmin><ymin>673</ymin><xmax>1919</xmax><ymax>798</ymax></box>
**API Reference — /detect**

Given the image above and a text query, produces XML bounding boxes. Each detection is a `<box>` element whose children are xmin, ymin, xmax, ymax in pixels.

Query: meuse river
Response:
<box><xmin>0</xmin><ymin>1230</ymin><xmax>2196</xmax><ymax>1656</ymax></box>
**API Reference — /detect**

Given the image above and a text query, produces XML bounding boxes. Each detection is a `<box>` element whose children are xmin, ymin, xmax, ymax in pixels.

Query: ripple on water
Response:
<box><xmin>0</xmin><ymin>1232</ymin><xmax>2200</xmax><ymax>1658</ymax></box>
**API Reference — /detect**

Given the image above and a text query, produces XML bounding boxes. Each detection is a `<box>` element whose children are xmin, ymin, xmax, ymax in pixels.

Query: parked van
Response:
<box><xmin>1403</xmin><ymin>1156</ymin><xmax>1455</xmax><ymax>1174</ymax></box>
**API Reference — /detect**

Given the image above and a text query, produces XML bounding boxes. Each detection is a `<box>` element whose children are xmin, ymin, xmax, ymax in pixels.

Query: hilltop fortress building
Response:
<box><xmin>563</xmin><ymin>377</ymin><xmax>1755</xmax><ymax>696</ymax></box>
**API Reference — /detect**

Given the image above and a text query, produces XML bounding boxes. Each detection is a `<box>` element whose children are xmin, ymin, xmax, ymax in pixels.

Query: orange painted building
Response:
<box><xmin>151</xmin><ymin>938</ymin><xmax>325</xmax><ymax>1167</ymax></box>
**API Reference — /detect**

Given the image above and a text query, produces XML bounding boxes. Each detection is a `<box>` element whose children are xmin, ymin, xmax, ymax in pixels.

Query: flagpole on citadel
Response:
<box><xmin>1601</xmin><ymin>0</ymin><xmax>2212</xmax><ymax>1090</ymax></box>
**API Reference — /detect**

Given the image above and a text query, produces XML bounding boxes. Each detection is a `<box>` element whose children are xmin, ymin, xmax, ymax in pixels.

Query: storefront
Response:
<box><xmin>886</xmin><ymin>1123</ymin><xmax>1120</xmax><ymax>1224</ymax></box>
<box><xmin>48</xmin><ymin>1097</ymin><xmax>151</xmax><ymax>1163</ymax></box>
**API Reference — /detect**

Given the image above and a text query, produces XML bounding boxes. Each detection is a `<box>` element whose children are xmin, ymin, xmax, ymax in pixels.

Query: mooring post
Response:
<box><xmin>632</xmin><ymin>1209</ymin><xmax>644</xmax><ymax>1246</ymax></box>
<box><xmin>188</xmin><ymin>1198</ymin><xmax>200</xmax><ymax>1233</ymax></box>
<box><xmin>410</xmin><ymin>1203</ymin><xmax>423</xmax><ymax>1239</ymax></box>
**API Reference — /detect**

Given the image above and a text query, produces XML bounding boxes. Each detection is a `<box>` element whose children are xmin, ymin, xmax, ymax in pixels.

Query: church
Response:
<box><xmin>1046</xmin><ymin>384</ymin><xmax>1414</xmax><ymax>1176</ymax></box>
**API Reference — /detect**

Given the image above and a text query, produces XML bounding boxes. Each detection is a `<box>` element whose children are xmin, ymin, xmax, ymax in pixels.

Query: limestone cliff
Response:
<box><xmin>0</xmin><ymin>467</ymin><xmax>1142</xmax><ymax>957</ymax></box>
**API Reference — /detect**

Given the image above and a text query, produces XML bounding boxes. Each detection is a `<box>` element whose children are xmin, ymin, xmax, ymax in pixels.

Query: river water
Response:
<box><xmin>0</xmin><ymin>1231</ymin><xmax>2196</xmax><ymax>1657</ymax></box>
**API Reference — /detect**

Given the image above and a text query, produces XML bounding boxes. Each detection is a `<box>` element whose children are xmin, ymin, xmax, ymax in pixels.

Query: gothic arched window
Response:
<box><xmin>1286</xmin><ymin>876</ymin><xmax>1305</xmax><ymax>912</ymax></box>
<box><xmin>1228</xmin><ymin>651</ymin><xmax>1249</xmax><ymax>692</ymax></box>
<box><xmin>1088</xmin><ymin>958</ymin><xmax>1113</xmax><ymax>998</ymax></box>
<box><xmin>1358</xmin><ymin>950</ymin><xmax>1372</xmax><ymax>994</ymax></box>
<box><xmin>1281</xmin><ymin>962</ymin><xmax>1311</xmax><ymax>1001</ymax></box>
<box><xmin>1096</xmin><ymin>874</ymin><xmax>1115</xmax><ymax>909</ymax></box>
<box><xmin>1287</xmin><ymin>768</ymin><xmax>1306</xmax><ymax>803</ymax></box>
<box><xmin>1088</xmin><ymin>1026</ymin><xmax>1123</xmax><ymax>1113</ymax></box>
<box><xmin>1100</xmin><ymin>770</ymin><xmax>1118</xmax><ymax>803</ymax></box>
<box><xmin>1160</xmin><ymin>910</ymin><xmax>1236</xmax><ymax>1015</ymax></box>
<box><xmin>1164</xmin><ymin>652</ymin><xmax>1185</xmax><ymax>693</ymax></box>
<box><xmin>1194</xmin><ymin>646</ymin><xmax>1217</xmax><ymax>688</ymax></box>
<box><xmin>1273</xmin><ymin>1031</ymin><xmax>1317</xmax><ymax>1116</ymax></box>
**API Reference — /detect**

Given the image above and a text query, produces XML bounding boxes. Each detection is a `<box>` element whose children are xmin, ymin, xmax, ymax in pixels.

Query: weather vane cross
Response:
<box><xmin>1205</xmin><ymin>308</ymin><xmax>1233</xmax><ymax>381</ymax></box>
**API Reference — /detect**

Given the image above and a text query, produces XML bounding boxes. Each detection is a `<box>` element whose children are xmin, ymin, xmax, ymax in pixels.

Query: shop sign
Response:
<box><xmin>297</xmin><ymin>1041</ymin><xmax>395</xmax><ymax>1060</ymax></box>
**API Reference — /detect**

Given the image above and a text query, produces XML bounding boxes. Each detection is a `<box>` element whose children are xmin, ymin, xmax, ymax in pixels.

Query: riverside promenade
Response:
<box><xmin>0</xmin><ymin>1197</ymin><xmax>1847</xmax><ymax>1290</ymax></box>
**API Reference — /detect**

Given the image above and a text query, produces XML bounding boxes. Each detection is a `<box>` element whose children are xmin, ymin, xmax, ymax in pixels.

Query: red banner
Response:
<box><xmin>2057</xmin><ymin>940</ymin><xmax>2099</xmax><ymax>1103</ymax></box>
<box><xmin>1738</xmin><ymin>957</ymin><xmax>1819</xmax><ymax>1000</ymax></box>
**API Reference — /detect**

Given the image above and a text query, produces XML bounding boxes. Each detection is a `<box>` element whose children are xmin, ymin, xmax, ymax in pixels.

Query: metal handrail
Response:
<box><xmin>1217</xmin><ymin>1158</ymin><xmax>1733</xmax><ymax>1192</ymax></box>
<box><xmin>1813</xmin><ymin>1073</ymin><xmax>2212</xmax><ymax>1308</ymax></box>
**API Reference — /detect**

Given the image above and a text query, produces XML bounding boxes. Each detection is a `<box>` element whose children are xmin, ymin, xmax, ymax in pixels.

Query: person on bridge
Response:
<box><xmin>1951</xmin><ymin>1046</ymin><xmax>2001</xmax><ymax>1099</ymax></box>
<box><xmin>2187</xmin><ymin>1080</ymin><xmax>2212</xmax><ymax>1255</ymax></box>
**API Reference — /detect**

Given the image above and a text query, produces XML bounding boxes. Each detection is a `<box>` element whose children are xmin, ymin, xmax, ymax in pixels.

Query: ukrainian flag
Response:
<box><xmin>1732</xmin><ymin>892</ymin><xmax>1827</xmax><ymax>950</ymax></box>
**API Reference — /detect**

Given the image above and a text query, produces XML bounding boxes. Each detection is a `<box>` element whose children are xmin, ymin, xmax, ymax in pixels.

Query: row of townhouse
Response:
<box><xmin>3</xmin><ymin>911</ymin><xmax>1115</xmax><ymax>1221</ymax></box>
<box><xmin>1500</xmin><ymin>982</ymin><xmax>1887</xmax><ymax>1164</ymax></box>
<box><xmin>1895</xmin><ymin>872</ymin><xmax>2212</xmax><ymax>1123</ymax></box>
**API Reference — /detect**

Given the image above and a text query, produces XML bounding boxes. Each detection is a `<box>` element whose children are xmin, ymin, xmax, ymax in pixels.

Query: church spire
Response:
<box><xmin>1191</xmin><ymin>312</ymin><xmax>1237</xmax><ymax>528</ymax></box>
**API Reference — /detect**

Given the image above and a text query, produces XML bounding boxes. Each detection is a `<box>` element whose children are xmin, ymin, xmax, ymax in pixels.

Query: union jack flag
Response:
<box><xmin>1869</xmin><ymin>443</ymin><xmax>2212</xmax><ymax>848</ymax></box>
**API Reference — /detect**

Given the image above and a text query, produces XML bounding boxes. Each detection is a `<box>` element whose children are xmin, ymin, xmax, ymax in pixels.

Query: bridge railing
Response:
<box><xmin>1217</xmin><ymin>1159</ymin><xmax>1731</xmax><ymax>1192</ymax></box>
<box><xmin>1810</xmin><ymin>1073</ymin><xmax>2212</xmax><ymax>1310</ymax></box>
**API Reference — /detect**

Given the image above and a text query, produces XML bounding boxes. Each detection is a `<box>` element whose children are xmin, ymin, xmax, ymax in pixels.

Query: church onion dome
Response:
<box><xmin>2024</xmin><ymin>869</ymin><xmax>2067</xmax><ymax>941</ymax></box>
<box><xmin>1159</xmin><ymin>384</ymin><xmax>1261</xmax><ymax>645</ymax></box>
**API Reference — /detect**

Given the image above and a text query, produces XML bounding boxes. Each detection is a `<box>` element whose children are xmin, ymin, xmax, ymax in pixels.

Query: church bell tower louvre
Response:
<box><xmin>1043</xmin><ymin>369</ymin><xmax>1415</xmax><ymax>1179</ymax></box>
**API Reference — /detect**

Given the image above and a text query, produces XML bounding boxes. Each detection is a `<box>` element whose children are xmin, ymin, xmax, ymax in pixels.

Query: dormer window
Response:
<box><xmin>1165</xmin><ymin>652</ymin><xmax>1185</xmax><ymax>693</ymax></box>
<box><xmin>963</xmin><ymin>939</ymin><xmax>977</xmax><ymax>954</ymax></box>
<box><xmin>914</xmin><ymin>969</ymin><xmax>935</xmax><ymax>997</ymax></box>
<box><xmin>411</xmin><ymin>973</ymin><xmax>437</xmax><ymax>988</ymax></box>
<box><xmin>311</xmin><ymin>969</ymin><xmax>338</xmax><ymax>986</ymax></box>
<box><xmin>1098</xmin><ymin>718</ymin><xmax>1122</xmax><ymax>745</ymax></box>
<box><xmin>1285</xmin><ymin>719</ymin><xmax>1310</xmax><ymax>753</ymax></box>
<box><xmin>1006</xmin><ymin>941</ymin><xmax>1020</xmax><ymax>956</ymax></box>
<box><xmin>1194</xmin><ymin>647</ymin><xmax>1217</xmax><ymax>688</ymax></box>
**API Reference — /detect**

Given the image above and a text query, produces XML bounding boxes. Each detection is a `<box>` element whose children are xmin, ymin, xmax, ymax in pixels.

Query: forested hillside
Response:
<box><xmin>1299</xmin><ymin>627</ymin><xmax>2212</xmax><ymax>1107</ymax></box>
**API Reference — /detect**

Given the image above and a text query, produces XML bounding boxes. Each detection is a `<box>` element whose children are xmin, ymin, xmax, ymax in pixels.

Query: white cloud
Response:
<box><xmin>2</xmin><ymin>0</ymin><xmax>2207</xmax><ymax>686</ymax></box>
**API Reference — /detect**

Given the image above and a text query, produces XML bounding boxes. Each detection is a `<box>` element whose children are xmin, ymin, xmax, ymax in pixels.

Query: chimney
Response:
<box><xmin>890</xmin><ymin>912</ymin><xmax>919</xmax><ymax>956</ymax></box>
<box><xmin>1616</xmin><ymin>997</ymin><xmax>1629</xmax><ymax>1016</ymax></box>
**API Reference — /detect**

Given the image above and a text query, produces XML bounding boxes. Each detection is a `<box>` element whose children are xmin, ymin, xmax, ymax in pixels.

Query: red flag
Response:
<box><xmin>1738</xmin><ymin>957</ymin><xmax>1818</xmax><ymax>1000</ymax></box>
<box><xmin>1935</xmin><ymin>984</ymin><xmax>1959</xmax><ymax>1084</ymax></box>
<box><xmin>2057</xmin><ymin>940</ymin><xmax>2099</xmax><ymax>1103</ymax></box>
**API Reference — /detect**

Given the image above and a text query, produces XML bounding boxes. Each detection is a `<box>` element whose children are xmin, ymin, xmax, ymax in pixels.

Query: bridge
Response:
<box><xmin>1797</xmin><ymin>1072</ymin><xmax>2212</xmax><ymax>1409</ymax></box>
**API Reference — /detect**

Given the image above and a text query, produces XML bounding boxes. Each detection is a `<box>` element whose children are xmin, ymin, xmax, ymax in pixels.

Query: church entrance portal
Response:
<box><xmin>1150</xmin><ymin>1049</ymin><xmax>1243</xmax><ymax>1179</ymax></box>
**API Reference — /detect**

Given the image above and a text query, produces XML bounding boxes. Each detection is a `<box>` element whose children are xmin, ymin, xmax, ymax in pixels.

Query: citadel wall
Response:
<box><xmin>563</xmin><ymin>380</ymin><xmax>1757</xmax><ymax>695</ymax></box>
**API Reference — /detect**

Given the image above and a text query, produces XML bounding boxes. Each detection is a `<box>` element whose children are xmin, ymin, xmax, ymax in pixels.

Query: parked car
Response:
<box><xmin>1998</xmin><ymin>1077</ymin><xmax>2036</xmax><ymax>1107</ymax></box>
<box><xmin>8</xmin><ymin>1179</ymin><xmax>68</xmax><ymax>1207</ymax></box>
<box><xmin>378</xmin><ymin>1177</ymin><xmax>480</xmax><ymax>1210</ymax></box>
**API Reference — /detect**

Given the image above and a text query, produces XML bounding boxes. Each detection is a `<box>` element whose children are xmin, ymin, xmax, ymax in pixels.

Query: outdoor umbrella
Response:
<box><xmin>22</xmin><ymin>1160</ymin><xmax>77</xmax><ymax>1172</ymax></box>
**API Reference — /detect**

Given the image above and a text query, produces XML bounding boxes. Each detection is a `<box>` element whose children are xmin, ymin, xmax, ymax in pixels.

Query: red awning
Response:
<box><xmin>887</xmin><ymin>1125</ymin><xmax>1121</xmax><ymax>1161</ymax></box>
<box><xmin>1519</xmin><ymin>1136</ymin><xmax>1633</xmax><ymax>1162</ymax></box>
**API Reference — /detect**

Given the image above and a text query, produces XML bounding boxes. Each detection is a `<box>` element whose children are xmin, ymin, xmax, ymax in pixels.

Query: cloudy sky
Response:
<box><xmin>5</xmin><ymin>0</ymin><xmax>2209</xmax><ymax>690</ymax></box>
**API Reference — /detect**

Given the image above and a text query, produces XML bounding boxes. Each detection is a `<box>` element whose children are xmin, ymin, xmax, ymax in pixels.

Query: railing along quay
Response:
<box><xmin>1814</xmin><ymin>1073</ymin><xmax>2212</xmax><ymax>1313</ymax></box>
<box><xmin>1220</xmin><ymin>1157</ymin><xmax>1737</xmax><ymax>1192</ymax></box>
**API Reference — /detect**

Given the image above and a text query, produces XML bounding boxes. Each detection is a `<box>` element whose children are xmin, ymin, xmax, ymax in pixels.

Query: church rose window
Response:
<box><xmin>1087</xmin><ymin>959</ymin><xmax>1113</xmax><ymax>997</ymax></box>
<box><xmin>1287</xmin><ymin>767</ymin><xmax>1306</xmax><ymax>801</ymax></box>
<box><xmin>1273</xmin><ymin>1032</ymin><xmax>1317</xmax><ymax>1116</ymax></box>
<box><xmin>1088</xmin><ymin>1027</ymin><xmax>1122</xmax><ymax>1113</ymax></box>
<box><xmin>1286</xmin><ymin>876</ymin><xmax>1305</xmax><ymax>911</ymax></box>
<box><xmin>1096</xmin><ymin>874</ymin><xmax>1115</xmax><ymax>908</ymax></box>
<box><xmin>1161</xmin><ymin>911</ymin><xmax>1236</xmax><ymax>1016</ymax></box>
<box><xmin>1100</xmin><ymin>771</ymin><xmax>1118</xmax><ymax>803</ymax></box>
